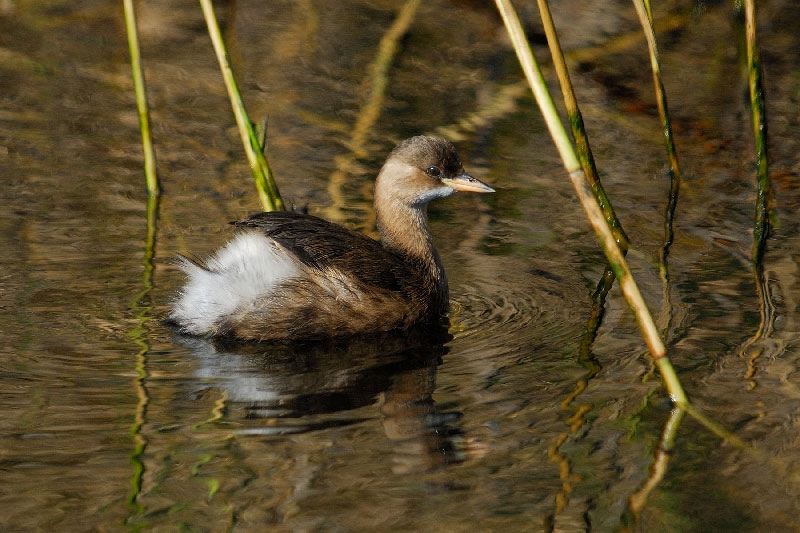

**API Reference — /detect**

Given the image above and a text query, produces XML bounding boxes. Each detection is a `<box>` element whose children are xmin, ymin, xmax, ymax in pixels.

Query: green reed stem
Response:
<box><xmin>199</xmin><ymin>0</ymin><xmax>284</xmax><ymax>212</ymax></box>
<box><xmin>580</xmin><ymin>265</ymin><xmax>615</xmax><ymax>365</ymax></box>
<box><xmin>494</xmin><ymin>0</ymin><xmax>687</xmax><ymax>405</ymax></box>
<box><xmin>631</xmin><ymin>0</ymin><xmax>682</xmax><ymax>283</ymax></box>
<box><xmin>123</xmin><ymin>2</ymin><xmax>159</xmax><ymax>517</ymax></box>
<box><xmin>536</xmin><ymin>0</ymin><xmax>629</xmax><ymax>251</ymax></box>
<box><xmin>744</xmin><ymin>0</ymin><xmax>774</xmax><ymax>339</ymax></box>
<box><xmin>537</xmin><ymin>0</ymin><xmax>628</xmax><ymax>386</ymax></box>
<box><xmin>494</xmin><ymin>0</ymin><xmax>578</xmax><ymax>171</ymax></box>
<box><xmin>123</xmin><ymin>0</ymin><xmax>159</xmax><ymax>196</ymax></box>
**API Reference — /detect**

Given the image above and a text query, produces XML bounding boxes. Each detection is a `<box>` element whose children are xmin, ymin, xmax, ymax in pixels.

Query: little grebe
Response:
<box><xmin>169</xmin><ymin>136</ymin><xmax>494</xmax><ymax>341</ymax></box>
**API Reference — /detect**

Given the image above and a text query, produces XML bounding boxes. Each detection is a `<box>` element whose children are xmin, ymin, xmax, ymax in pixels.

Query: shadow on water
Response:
<box><xmin>173</xmin><ymin>325</ymin><xmax>467</xmax><ymax>473</ymax></box>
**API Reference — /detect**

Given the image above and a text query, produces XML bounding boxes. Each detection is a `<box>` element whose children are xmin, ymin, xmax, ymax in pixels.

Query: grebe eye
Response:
<box><xmin>425</xmin><ymin>166</ymin><xmax>442</xmax><ymax>178</ymax></box>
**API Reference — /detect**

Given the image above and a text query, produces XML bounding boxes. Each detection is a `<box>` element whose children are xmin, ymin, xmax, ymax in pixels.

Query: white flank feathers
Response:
<box><xmin>170</xmin><ymin>230</ymin><xmax>300</xmax><ymax>335</ymax></box>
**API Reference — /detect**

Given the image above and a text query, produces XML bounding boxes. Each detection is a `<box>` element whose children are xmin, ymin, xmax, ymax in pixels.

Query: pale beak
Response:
<box><xmin>442</xmin><ymin>173</ymin><xmax>495</xmax><ymax>193</ymax></box>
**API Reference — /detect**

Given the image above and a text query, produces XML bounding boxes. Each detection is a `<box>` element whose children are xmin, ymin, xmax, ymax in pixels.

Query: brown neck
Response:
<box><xmin>375</xmin><ymin>199</ymin><xmax>449</xmax><ymax>313</ymax></box>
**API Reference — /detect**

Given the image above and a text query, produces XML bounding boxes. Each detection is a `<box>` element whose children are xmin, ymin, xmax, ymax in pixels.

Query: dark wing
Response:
<box><xmin>232</xmin><ymin>211</ymin><xmax>411</xmax><ymax>293</ymax></box>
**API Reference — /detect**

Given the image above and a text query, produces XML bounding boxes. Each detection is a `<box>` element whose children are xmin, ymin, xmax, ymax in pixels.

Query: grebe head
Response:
<box><xmin>374</xmin><ymin>136</ymin><xmax>494</xmax><ymax>211</ymax></box>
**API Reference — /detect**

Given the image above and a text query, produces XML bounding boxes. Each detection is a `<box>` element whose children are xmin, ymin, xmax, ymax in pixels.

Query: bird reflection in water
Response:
<box><xmin>174</xmin><ymin>325</ymin><xmax>470</xmax><ymax>473</ymax></box>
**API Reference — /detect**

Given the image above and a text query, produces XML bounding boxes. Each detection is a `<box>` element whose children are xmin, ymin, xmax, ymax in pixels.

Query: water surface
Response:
<box><xmin>1</xmin><ymin>0</ymin><xmax>799</xmax><ymax>530</ymax></box>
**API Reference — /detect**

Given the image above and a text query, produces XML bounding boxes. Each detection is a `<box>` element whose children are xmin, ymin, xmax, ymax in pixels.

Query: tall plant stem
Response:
<box><xmin>744</xmin><ymin>0</ymin><xmax>774</xmax><ymax>340</ymax></box>
<box><xmin>631</xmin><ymin>0</ymin><xmax>682</xmax><ymax>283</ymax></box>
<box><xmin>494</xmin><ymin>0</ymin><xmax>687</xmax><ymax>405</ymax></box>
<box><xmin>536</xmin><ymin>0</ymin><xmax>628</xmax><ymax>251</ymax></box>
<box><xmin>123</xmin><ymin>0</ymin><xmax>159</xmax><ymax>197</ymax></box>
<box><xmin>199</xmin><ymin>0</ymin><xmax>284</xmax><ymax>212</ymax></box>
<box><xmin>123</xmin><ymin>1</ymin><xmax>157</xmax><ymax>519</ymax></box>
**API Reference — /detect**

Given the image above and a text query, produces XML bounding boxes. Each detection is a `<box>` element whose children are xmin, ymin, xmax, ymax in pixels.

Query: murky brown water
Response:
<box><xmin>2</xmin><ymin>0</ymin><xmax>799</xmax><ymax>530</ymax></box>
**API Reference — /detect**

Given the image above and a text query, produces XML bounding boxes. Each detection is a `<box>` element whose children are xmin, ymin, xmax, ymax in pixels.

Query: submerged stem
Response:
<box><xmin>124</xmin><ymin>193</ymin><xmax>159</xmax><ymax>520</ymax></box>
<box><xmin>626</xmin><ymin>406</ymin><xmax>685</xmax><ymax>522</ymax></box>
